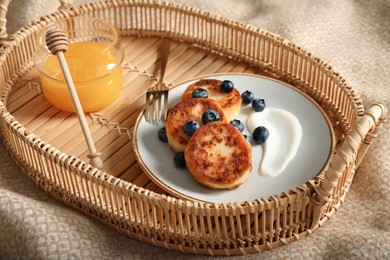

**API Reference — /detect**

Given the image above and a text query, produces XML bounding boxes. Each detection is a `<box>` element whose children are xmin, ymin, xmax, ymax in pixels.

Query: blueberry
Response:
<box><xmin>252</xmin><ymin>126</ymin><xmax>269</xmax><ymax>144</ymax></box>
<box><xmin>191</xmin><ymin>88</ymin><xmax>208</xmax><ymax>98</ymax></box>
<box><xmin>220</xmin><ymin>80</ymin><xmax>234</xmax><ymax>93</ymax></box>
<box><xmin>243</xmin><ymin>134</ymin><xmax>251</xmax><ymax>142</ymax></box>
<box><xmin>230</xmin><ymin>119</ymin><xmax>245</xmax><ymax>132</ymax></box>
<box><xmin>202</xmin><ymin>110</ymin><xmax>221</xmax><ymax>124</ymax></box>
<box><xmin>174</xmin><ymin>152</ymin><xmax>186</xmax><ymax>168</ymax></box>
<box><xmin>241</xmin><ymin>90</ymin><xmax>254</xmax><ymax>104</ymax></box>
<box><xmin>158</xmin><ymin>127</ymin><xmax>168</xmax><ymax>142</ymax></box>
<box><xmin>183</xmin><ymin>120</ymin><xmax>200</xmax><ymax>136</ymax></box>
<box><xmin>252</xmin><ymin>98</ymin><xmax>266</xmax><ymax>112</ymax></box>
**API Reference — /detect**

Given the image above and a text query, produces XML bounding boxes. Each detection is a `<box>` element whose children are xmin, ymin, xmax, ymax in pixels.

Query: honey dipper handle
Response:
<box><xmin>46</xmin><ymin>28</ymin><xmax>103</xmax><ymax>169</ymax></box>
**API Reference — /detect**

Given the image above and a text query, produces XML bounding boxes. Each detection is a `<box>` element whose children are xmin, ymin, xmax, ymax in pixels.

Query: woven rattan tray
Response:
<box><xmin>0</xmin><ymin>0</ymin><xmax>387</xmax><ymax>256</ymax></box>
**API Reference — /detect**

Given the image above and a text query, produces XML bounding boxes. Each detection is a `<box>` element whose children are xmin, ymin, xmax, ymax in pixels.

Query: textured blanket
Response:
<box><xmin>1</xmin><ymin>0</ymin><xmax>389</xmax><ymax>258</ymax></box>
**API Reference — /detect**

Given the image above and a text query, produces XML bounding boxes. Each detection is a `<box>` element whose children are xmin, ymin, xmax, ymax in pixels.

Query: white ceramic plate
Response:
<box><xmin>133</xmin><ymin>73</ymin><xmax>334</xmax><ymax>203</ymax></box>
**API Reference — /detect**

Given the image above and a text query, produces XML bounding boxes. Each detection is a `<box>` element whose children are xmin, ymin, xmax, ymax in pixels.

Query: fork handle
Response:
<box><xmin>158</xmin><ymin>39</ymin><xmax>170</xmax><ymax>85</ymax></box>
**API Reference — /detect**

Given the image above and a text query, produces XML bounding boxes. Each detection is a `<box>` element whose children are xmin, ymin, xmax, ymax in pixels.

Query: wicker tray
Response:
<box><xmin>0</xmin><ymin>0</ymin><xmax>387</xmax><ymax>256</ymax></box>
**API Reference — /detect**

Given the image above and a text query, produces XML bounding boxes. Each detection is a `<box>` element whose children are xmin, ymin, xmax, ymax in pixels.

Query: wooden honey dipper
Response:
<box><xmin>46</xmin><ymin>28</ymin><xmax>103</xmax><ymax>169</ymax></box>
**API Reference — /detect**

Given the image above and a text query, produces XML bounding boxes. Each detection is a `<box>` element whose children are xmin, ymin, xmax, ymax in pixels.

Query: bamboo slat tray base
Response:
<box><xmin>7</xmin><ymin>36</ymin><xmax>259</xmax><ymax>194</ymax></box>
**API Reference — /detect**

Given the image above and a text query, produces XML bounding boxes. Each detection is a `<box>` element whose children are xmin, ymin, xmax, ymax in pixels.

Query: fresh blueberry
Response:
<box><xmin>241</xmin><ymin>90</ymin><xmax>254</xmax><ymax>104</ymax></box>
<box><xmin>243</xmin><ymin>134</ymin><xmax>251</xmax><ymax>142</ymax></box>
<box><xmin>173</xmin><ymin>152</ymin><xmax>186</xmax><ymax>168</ymax></box>
<box><xmin>230</xmin><ymin>119</ymin><xmax>245</xmax><ymax>132</ymax></box>
<box><xmin>252</xmin><ymin>126</ymin><xmax>269</xmax><ymax>144</ymax></box>
<box><xmin>191</xmin><ymin>88</ymin><xmax>208</xmax><ymax>98</ymax></box>
<box><xmin>202</xmin><ymin>110</ymin><xmax>221</xmax><ymax>124</ymax></box>
<box><xmin>220</xmin><ymin>80</ymin><xmax>234</xmax><ymax>93</ymax></box>
<box><xmin>183</xmin><ymin>120</ymin><xmax>200</xmax><ymax>136</ymax></box>
<box><xmin>252</xmin><ymin>98</ymin><xmax>266</xmax><ymax>112</ymax></box>
<box><xmin>158</xmin><ymin>127</ymin><xmax>168</xmax><ymax>143</ymax></box>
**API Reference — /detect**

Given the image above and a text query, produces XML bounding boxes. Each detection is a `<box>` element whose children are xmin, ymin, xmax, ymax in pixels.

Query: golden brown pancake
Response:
<box><xmin>165</xmin><ymin>98</ymin><xmax>228</xmax><ymax>152</ymax></box>
<box><xmin>184</xmin><ymin>121</ymin><xmax>252</xmax><ymax>190</ymax></box>
<box><xmin>181</xmin><ymin>79</ymin><xmax>242</xmax><ymax>120</ymax></box>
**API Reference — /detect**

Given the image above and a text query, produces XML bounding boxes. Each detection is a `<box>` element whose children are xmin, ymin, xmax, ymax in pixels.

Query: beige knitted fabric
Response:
<box><xmin>1</xmin><ymin>0</ymin><xmax>389</xmax><ymax>258</ymax></box>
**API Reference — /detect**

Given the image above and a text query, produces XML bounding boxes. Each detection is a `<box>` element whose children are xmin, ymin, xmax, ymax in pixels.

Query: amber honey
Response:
<box><xmin>40</xmin><ymin>42</ymin><xmax>123</xmax><ymax>112</ymax></box>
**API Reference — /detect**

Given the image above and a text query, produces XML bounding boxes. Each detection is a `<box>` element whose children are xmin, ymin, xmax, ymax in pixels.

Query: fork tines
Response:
<box><xmin>145</xmin><ymin>86</ymin><xmax>169</xmax><ymax>123</ymax></box>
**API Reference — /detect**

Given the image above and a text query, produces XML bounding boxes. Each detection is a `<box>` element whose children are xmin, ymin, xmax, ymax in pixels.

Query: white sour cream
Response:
<box><xmin>246</xmin><ymin>108</ymin><xmax>302</xmax><ymax>177</ymax></box>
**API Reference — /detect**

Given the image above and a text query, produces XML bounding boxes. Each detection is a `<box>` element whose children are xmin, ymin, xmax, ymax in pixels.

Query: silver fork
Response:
<box><xmin>145</xmin><ymin>39</ymin><xmax>171</xmax><ymax>123</ymax></box>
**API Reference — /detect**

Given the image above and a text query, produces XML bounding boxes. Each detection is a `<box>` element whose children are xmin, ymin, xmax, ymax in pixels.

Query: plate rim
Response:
<box><xmin>132</xmin><ymin>72</ymin><xmax>336</xmax><ymax>203</ymax></box>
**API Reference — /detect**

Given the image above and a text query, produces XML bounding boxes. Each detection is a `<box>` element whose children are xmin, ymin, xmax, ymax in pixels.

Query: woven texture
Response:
<box><xmin>1</xmin><ymin>0</ymin><xmax>389</xmax><ymax>258</ymax></box>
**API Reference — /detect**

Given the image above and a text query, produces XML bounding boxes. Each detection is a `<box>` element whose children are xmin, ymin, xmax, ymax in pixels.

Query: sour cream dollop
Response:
<box><xmin>246</xmin><ymin>108</ymin><xmax>302</xmax><ymax>177</ymax></box>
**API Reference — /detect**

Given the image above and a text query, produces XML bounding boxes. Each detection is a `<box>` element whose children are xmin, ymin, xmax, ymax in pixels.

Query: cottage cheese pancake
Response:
<box><xmin>165</xmin><ymin>98</ymin><xmax>228</xmax><ymax>152</ymax></box>
<box><xmin>185</xmin><ymin>122</ymin><xmax>252</xmax><ymax>190</ymax></box>
<box><xmin>181</xmin><ymin>79</ymin><xmax>242</xmax><ymax>120</ymax></box>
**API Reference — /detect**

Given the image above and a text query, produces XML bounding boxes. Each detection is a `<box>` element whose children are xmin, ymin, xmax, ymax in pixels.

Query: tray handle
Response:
<box><xmin>311</xmin><ymin>103</ymin><xmax>387</xmax><ymax>228</ymax></box>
